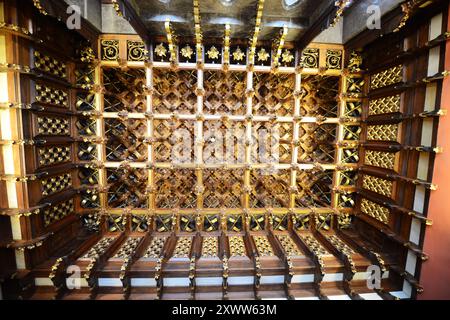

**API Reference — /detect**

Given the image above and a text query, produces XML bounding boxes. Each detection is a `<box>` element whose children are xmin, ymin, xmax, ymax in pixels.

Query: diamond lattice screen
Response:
<box><xmin>101</xmin><ymin>67</ymin><xmax>341</xmax><ymax>218</ymax></box>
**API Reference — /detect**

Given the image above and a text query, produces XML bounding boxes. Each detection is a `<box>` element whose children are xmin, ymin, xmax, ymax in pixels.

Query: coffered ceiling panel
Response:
<box><xmin>130</xmin><ymin>0</ymin><xmax>330</xmax><ymax>42</ymax></box>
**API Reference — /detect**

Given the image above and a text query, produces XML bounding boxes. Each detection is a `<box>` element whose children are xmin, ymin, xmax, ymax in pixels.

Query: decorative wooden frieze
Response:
<box><xmin>38</xmin><ymin>146</ymin><xmax>71</xmax><ymax>167</ymax></box>
<box><xmin>369</xmin><ymin>95</ymin><xmax>401</xmax><ymax>115</ymax></box>
<box><xmin>301</xmin><ymin>234</ymin><xmax>330</xmax><ymax>257</ymax></box>
<box><xmin>360</xmin><ymin>198</ymin><xmax>390</xmax><ymax>224</ymax></box>
<box><xmin>144</xmin><ymin>237</ymin><xmax>167</xmax><ymax>258</ymax></box>
<box><xmin>37</xmin><ymin>116</ymin><xmax>70</xmax><ymax>136</ymax></box>
<box><xmin>229</xmin><ymin>236</ymin><xmax>246</xmax><ymax>257</ymax></box>
<box><xmin>370</xmin><ymin>65</ymin><xmax>403</xmax><ymax>90</ymax></box>
<box><xmin>43</xmin><ymin>199</ymin><xmax>74</xmax><ymax>227</ymax></box>
<box><xmin>362</xmin><ymin>175</ymin><xmax>393</xmax><ymax>198</ymax></box>
<box><xmin>367</xmin><ymin>123</ymin><xmax>399</xmax><ymax>142</ymax></box>
<box><xmin>326</xmin><ymin>49</ymin><xmax>343</xmax><ymax>70</ymax></box>
<box><xmin>127</xmin><ymin>40</ymin><xmax>147</xmax><ymax>62</ymax></box>
<box><xmin>253</xmin><ymin>236</ymin><xmax>274</xmax><ymax>256</ymax></box>
<box><xmin>35</xmin><ymin>84</ymin><xmax>68</xmax><ymax>107</ymax></box>
<box><xmin>113</xmin><ymin>237</ymin><xmax>142</xmax><ymax>259</ymax></box>
<box><xmin>101</xmin><ymin>39</ymin><xmax>120</xmax><ymax>61</ymax></box>
<box><xmin>82</xmin><ymin>237</ymin><xmax>116</xmax><ymax>259</ymax></box>
<box><xmin>201</xmin><ymin>237</ymin><xmax>218</xmax><ymax>258</ymax></box>
<box><xmin>364</xmin><ymin>150</ymin><xmax>397</xmax><ymax>170</ymax></box>
<box><xmin>34</xmin><ymin>51</ymin><xmax>66</xmax><ymax>78</ymax></box>
<box><xmin>41</xmin><ymin>173</ymin><xmax>72</xmax><ymax>196</ymax></box>
<box><xmin>277</xmin><ymin>235</ymin><xmax>302</xmax><ymax>256</ymax></box>
<box><xmin>172</xmin><ymin>237</ymin><xmax>193</xmax><ymax>258</ymax></box>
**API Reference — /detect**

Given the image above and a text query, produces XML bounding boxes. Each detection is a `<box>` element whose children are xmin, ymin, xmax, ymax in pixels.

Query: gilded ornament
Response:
<box><xmin>257</xmin><ymin>48</ymin><xmax>270</xmax><ymax>62</ymax></box>
<box><xmin>348</xmin><ymin>51</ymin><xmax>363</xmax><ymax>73</ymax></box>
<box><xmin>207</xmin><ymin>46</ymin><xmax>220</xmax><ymax>60</ymax></box>
<box><xmin>155</xmin><ymin>43</ymin><xmax>167</xmax><ymax>57</ymax></box>
<box><xmin>281</xmin><ymin>49</ymin><xmax>294</xmax><ymax>63</ymax></box>
<box><xmin>181</xmin><ymin>45</ymin><xmax>194</xmax><ymax>59</ymax></box>
<box><xmin>232</xmin><ymin>47</ymin><xmax>245</xmax><ymax>61</ymax></box>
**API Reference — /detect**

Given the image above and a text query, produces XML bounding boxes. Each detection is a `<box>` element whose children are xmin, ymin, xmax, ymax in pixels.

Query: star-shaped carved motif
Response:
<box><xmin>155</xmin><ymin>43</ymin><xmax>167</xmax><ymax>57</ymax></box>
<box><xmin>207</xmin><ymin>46</ymin><xmax>220</xmax><ymax>60</ymax></box>
<box><xmin>282</xmin><ymin>49</ymin><xmax>294</xmax><ymax>63</ymax></box>
<box><xmin>233</xmin><ymin>47</ymin><xmax>245</xmax><ymax>61</ymax></box>
<box><xmin>181</xmin><ymin>45</ymin><xmax>194</xmax><ymax>59</ymax></box>
<box><xmin>257</xmin><ymin>48</ymin><xmax>270</xmax><ymax>62</ymax></box>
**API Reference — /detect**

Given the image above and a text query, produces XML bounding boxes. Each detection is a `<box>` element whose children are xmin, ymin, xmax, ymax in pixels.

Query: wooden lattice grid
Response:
<box><xmin>203</xmin><ymin>120</ymin><xmax>246</xmax><ymax>164</ymax></box>
<box><xmin>89</xmin><ymin>48</ymin><xmax>362</xmax><ymax>232</ymax></box>
<box><xmin>204</xmin><ymin>71</ymin><xmax>247</xmax><ymax>115</ymax></box>
<box><xmin>295</xmin><ymin>170</ymin><xmax>334</xmax><ymax>207</ymax></box>
<box><xmin>250</xmin><ymin>169</ymin><xmax>291</xmax><ymax>208</ymax></box>
<box><xmin>251</xmin><ymin>121</ymin><xmax>293</xmax><ymax>164</ymax></box>
<box><xmin>297</xmin><ymin>123</ymin><xmax>337</xmax><ymax>163</ymax></box>
<box><xmin>105</xmin><ymin>118</ymin><xmax>148</xmax><ymax>162</ymax></box>
<box><xmin>154</xmin><ymin>168</ymin><xmax>197</xmax><ymax>209</ymax></box>
<box><xmin>253</xmin><ymin>73</ymin><xmax>295</xmax><ymax>116</ymax></box>
<box><xmin>301</xmin><ymin>75</ymin><xmax>339</xmax><ymax>117</ymax></box>
<box><xmin>107</xmin><ymin>168</ymin><xmax>149</xmax><ymax>208</ymax></box>
<box><xmin>364</xmin><ymin>150</ymin><xmax>398</xmax><ymax>170</ymax></box>
<box><xmin>202</xmin><ymin>169</ymin><xmax>244</xmax><ymax>208</ymax></box>
<box><xmin>153</xmin><ymin>69</ymin><xmax>198</xmax><ymax>114</ymax></box>
<box><xmin>103</xmin><ymin>68</ymin><xmax>147</xmax><ymax>113</ymax></box>
<box><xmin>153</xmin><ymin>120</ymin><xmax>196</xmax><ymax>163</ymax></box>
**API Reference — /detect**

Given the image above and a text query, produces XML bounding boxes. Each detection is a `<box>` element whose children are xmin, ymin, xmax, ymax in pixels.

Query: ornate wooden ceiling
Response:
<box><xmin>0</xmin><ymin>0</ymin><xmax>449</xmax><ymax>301</ymax></box>
<box><xmin>129</xmin><ymin>0</ymin><xmax>318</xmax><ymax>41</ymax></box>
<box><xmin>109</xmin><ymin>0</ymin><xmax>357</xmax><ymax>49</ymax></box>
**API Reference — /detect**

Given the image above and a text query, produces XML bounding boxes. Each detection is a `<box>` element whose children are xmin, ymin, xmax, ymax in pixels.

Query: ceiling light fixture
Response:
<box><xmin>220</xmin><ymin>0</ymin><xmax>234</xmax><ymax>7</ymax></box>
<box><xmin>282</xmin><ymin>0</ymin><xmax>301</xmax><ymax>10</ymax></box>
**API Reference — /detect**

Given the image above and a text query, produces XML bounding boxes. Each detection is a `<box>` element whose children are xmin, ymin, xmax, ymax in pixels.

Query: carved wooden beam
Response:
<box><xmin>336</xmin><ymin>229</ymin><xmax>400</xmax><ymax>300</ymax></box>
<box><xmin>110</xmin><ymin>0</ymin><xmax>151</xmax><ymax>44</ymax></box>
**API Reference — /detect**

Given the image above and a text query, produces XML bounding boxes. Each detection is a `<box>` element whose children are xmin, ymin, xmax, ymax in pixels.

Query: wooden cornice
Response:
<box><xmin>345</xmin><ymin>0</ymin><xmax>448</xmax><ymax>50</ymax></box>
<box><xmin>0</xmin><ymin>232</ymin><xmax>54</xmax><ymax>250</ymax></box>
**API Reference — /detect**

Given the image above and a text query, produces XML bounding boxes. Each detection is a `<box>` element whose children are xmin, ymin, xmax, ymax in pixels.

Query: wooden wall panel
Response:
<box><xmin>419</xmin><ymin>5</ymin><xmax>450</xmax><ymax>300</ymax></box>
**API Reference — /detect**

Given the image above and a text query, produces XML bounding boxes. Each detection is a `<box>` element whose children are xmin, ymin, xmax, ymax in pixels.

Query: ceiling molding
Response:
<box><xmin>294</xmin><ymin>2</ymin><xmax>337</xmax><ymax>51</ymax></box>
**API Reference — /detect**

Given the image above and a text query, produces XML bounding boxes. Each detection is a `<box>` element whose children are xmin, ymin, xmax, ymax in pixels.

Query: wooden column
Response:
<box><xmin>0</xmin><ymin>2</ymin><xmax>28</xmax><ymax>270</ymax></box>
<box><xmin>243</xmin><ymin>66</ymin><xmax>253</xmax><ymax>210</ymax></box>
<box><xmin>419</xmin><ymin>4</ymin><xmax>450</xmax><ymax>299</ymax></box>
<box><xmin>289</xmin><ymin>70</ymin><xmax>302</xmax><ymax>209</ymax></box>
<box><xmin>146</xmin><ymin>63</ymin><xmax>155</xmax><ymax>211</ymax></box>
<box><xmin>94</xmin><ymin>64</ymin><xmax>108</xmax><ymax>231</ymax></box>
<box><xmin>196</xmin><ymin>63</ymin><xmax>204</xmax><ymax>210</ymax></box>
